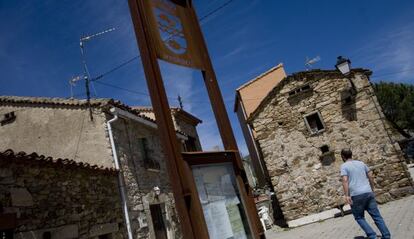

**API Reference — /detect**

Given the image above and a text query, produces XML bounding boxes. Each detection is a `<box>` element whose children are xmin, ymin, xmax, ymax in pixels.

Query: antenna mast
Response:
<box><xmin>305</xmin><ymin>55</ymin><xmax>321</xmax><ymax>70</ymax></box>
<box><xmin>178</xmin><ymin>94</ymin><xmax>183</xmax><ymax>109</ymax></box>
<box><xmin>78</xmin><ymin>27</ymin><xmax>116</xmax><ymax>121</ymax></box>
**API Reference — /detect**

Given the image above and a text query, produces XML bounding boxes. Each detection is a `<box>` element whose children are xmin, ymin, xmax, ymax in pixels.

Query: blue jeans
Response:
<box><xmin>351</xmin><ymin>192</ymin><xmax>391</xmax><ymax>239</ymax></box>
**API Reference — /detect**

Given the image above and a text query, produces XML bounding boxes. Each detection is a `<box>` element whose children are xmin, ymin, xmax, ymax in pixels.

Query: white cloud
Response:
<box><xmin>352</xmin><ymin>23</ymin><xmax>414</xmax><ymax>83</ymax></box>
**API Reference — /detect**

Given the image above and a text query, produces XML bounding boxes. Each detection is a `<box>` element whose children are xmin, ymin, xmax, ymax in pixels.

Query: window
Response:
<box><xmin>42</xmin><ymin>231</ymin><xmax>51</xmax><ymax>239</ymax></box>
<box><xmin>0</xmin><ymin>204</ymin><xmax>16</xmax><ymax>239</ymax></box>
<box><xmin>98</xmin><ymin>234</ymin><xmax>113</xmax><ymax>239</ymax></box>
<box><xmin>341</xmin><ymin>89</ymin><xmax>357</xmax><ymax>121</ymax></box>
<box><xmin>139</xmin><ymin>138</ymin><xmax>160</xmax><ymax>171</ymax></box>
<box><xmin>1</xmin><ymin>112</ymin><xmax>16</xmax><ymax>126</ymax></box>
<box><xmin>288</xmin><ymin>84</ymin><xmax>311</xmax><ymax>96</ymax></box>
<box><xmin>288</xmin><ymin>84</ymin><xmax>313</xmax><ymax>105</ymax></box>
<box><xmin>184</xmin><ymin>136</ymin><xmax>197</xmax><ymax>152</ymax></box>
<box><xmin>0</xmin><ymin>230</ymin><xmax>13</xmax><ymax>239</ymax></box>
<box><xmin>319</xmin><ymin>145</ymin><xmax>335</xmax><ymax>166</ymax></box>
<box><xmin>304</xmin><ymin>112</ymin><xmax>325</xmax><ymax>134</ymax></box>
<box><xmin>320</xmin><ymin>145</ymin><xmax>330</xmax><ymax>154</ymax></box>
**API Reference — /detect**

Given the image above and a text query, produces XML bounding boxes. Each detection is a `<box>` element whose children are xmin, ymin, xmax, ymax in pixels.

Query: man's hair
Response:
<box><xmin>341</xmin><ymin>148</ymin><xmax>352</xmax><ymax>159</ymax></box>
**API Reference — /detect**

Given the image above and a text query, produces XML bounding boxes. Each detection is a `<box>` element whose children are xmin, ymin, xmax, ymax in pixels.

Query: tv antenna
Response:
<box><xmin>69</xmin><ymin>75</ymin><xmax>82</xmax><ymax>99</ymax></box>
<box><xmin>305</xmin><ymin>55</ymin><xmax>321</xmax><ymax>70</ymax></box>
<box><xmin>77</xmin><ymin>27</ymin><xmax>116</xmax><ymax>121</ymax></box>
<box><xmin>177</xmin><ymin>94</ymin><xmax>184</xmax><ymax>109</ymax></box>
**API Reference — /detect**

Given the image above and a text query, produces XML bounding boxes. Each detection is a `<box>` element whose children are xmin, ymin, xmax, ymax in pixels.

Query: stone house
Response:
<box><xmin>246</xmin><ymin>69</ymin><xmax>414</xmax><ymax>226</ymax></box>
<box><xmin>0</xmin><ymin>149</ymin><xmax>124</xmax><ymax>239</ymax></box>
<box><xmin>0</xmin><ymin>96</ymin><xmax>203</xmax><ymax>238</ymax></box>
<box><xmin>234</xmin><ymin>63</ymin><xmax>287</xmax><ymax>188</ymax></box>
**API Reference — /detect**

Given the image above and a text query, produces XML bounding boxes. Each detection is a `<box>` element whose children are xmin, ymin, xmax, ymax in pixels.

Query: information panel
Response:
<box><xmin>191</xmin><ymin>163</ymin><xmax>252</xmax><ymax>239</ymax></box>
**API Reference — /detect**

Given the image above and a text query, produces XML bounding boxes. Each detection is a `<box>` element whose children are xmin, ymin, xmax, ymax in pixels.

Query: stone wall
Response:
<box><xmin>0</xmin><ymin>100</ymin><xmax>185</xmax><ymax>238</ymax></box>
<box><xmin>0</xmin><ymin>103</ymin><xmax>113</xmax><ymax>168</ymax></box>
<box><xmin>0</xmin><ymin>151</ymin><xmax>125</xmax><ymax>238</ymax></box>
<box><xmin>251</xmin><ymin>71</ymin><xmax>414</xmax><ymax>221</ymax></box>
<box><xmin>172</xmin><ymin>117</ymin><xmax>202</xmax><ymax>151</ymax></box>
<box><xmin>109</xmin><ymin>115</ymin><xmax>182</xmax><ymax>239</ymax></box>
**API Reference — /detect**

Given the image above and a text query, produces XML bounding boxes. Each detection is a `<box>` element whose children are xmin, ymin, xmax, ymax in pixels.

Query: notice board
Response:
<box><xmin>191</xmin><ymin>163</ymin><xmax>252</xmax><ymax>239</ymax></box>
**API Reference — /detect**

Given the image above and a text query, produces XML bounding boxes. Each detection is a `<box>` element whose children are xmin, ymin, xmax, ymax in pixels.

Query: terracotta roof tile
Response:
<box><xmin>0</xmin><ymin>95</ymin><xmax>189</xmax><ymax>137</ymax></box>
<box><xmin>132</xmin><ymin>106</ymin><xmax>202</xmax><ymax>125</ymax></box>
<box><xmin>0</xmin><ymin>149</ymin><xmax>118</xmax><ymax>174</ymax></box>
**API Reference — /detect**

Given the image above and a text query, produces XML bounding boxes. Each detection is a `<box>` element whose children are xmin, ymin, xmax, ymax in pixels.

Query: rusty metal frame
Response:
<box><xmin>127</xmin><ymin>0</ymin><xmax>264</xmax><ymax>238</ymax></box>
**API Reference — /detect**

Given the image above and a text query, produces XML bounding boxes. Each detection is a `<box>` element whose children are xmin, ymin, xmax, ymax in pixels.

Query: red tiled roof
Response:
<box><xmin>0</xmin><ymin>96</ymin><xmax>157</xmax><ymax>124</ymax></box>
<box><xmin>0</xmin><ymin>149</ymin><xmax>117</xmax><ymax>174</ymax></box>
<box><xmin>133</xmin><ymin>106</ymin><xmax>202</xmax><ymax>125</ymax></box>
<box><xmin>0</xmin><ymin>95</ymin><xmax>188</xmax><ymax>137</ymax></box>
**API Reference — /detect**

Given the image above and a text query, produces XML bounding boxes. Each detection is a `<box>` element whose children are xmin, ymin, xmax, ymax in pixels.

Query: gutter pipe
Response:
<box><xmin>107</xmin><ymin>114</ymin><xmax>134</xmax><ymax>239</ymax></box>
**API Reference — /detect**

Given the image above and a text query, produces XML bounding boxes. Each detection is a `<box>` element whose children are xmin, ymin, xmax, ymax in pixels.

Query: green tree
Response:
<box><xmin>374</xmin><ymin>82</ymin><xmax>414</xmax><ymax>132</ymax></box>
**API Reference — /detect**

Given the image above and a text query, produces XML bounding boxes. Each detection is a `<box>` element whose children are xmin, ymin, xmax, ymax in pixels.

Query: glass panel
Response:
<box><xmin>191</xmin><ymin>163</ymin><xmax>252</xmax><ymax>239</ymax></box>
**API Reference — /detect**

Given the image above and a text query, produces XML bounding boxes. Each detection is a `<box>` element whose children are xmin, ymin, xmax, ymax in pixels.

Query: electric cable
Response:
<box><xmin>88</xmin><ymin>0</ymin><xmax>237</xmax><ymax>83</ymax></box>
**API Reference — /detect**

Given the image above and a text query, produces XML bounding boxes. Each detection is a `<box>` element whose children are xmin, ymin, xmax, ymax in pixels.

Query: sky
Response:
<box><xmin>1</xmin><ymin>0</ymin><xmax>414</xmax><ymax>156</ymax></box>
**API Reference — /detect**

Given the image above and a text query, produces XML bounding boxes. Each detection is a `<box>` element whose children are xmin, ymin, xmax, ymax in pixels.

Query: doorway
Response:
<box><xmin>149</xmin><ymin>204</ymin><xmax>168</xmax><ymax>239</ymax></box>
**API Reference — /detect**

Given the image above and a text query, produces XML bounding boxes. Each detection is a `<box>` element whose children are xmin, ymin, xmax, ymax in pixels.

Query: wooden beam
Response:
<box><xmin>127</xmin><ymin>1</ymin><xmax>209</xmax><ymax>238</ymax></box>
<box><xmin>187</xmin><ymin>6</ymin><xmax>265</xmax><ymax>239</ymax></box>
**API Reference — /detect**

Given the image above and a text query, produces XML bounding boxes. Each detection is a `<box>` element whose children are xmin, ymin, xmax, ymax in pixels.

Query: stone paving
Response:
<box><xmin>265</xmin><ymin>195</ymin><xmax>414</xmax><ymax>239</ymax></box>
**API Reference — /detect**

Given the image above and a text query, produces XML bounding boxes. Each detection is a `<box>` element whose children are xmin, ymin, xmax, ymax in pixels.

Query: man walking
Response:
<box><xmin>340</xmin><ymin>148</ymin><xmax>391</xmax><ymax>239</ymax></box>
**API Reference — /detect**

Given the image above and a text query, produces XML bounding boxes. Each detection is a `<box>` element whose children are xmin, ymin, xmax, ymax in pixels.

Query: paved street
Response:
<box><xmin>266</xmin><ymin>195</ymin><xmax>414</xmax><ymax>239</ymax></box>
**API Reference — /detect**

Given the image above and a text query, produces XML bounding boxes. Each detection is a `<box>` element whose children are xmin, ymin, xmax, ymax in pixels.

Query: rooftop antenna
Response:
<box><xmin>79</xmin><ymin>27</ymin><xmax>116</xmax><ymax>121</ymax></box>
<box><xmin>69</xmin><ymin>75</ymin><xmax>82</xmax><ymax>99</ymax></box>
<box><xmin>177</xmin><ymin>94</ymin><xmax>184</xmax><ymax>109</ymax></box>
<box><xmin>305</xmin><ymin>55</ymin><xmax>321</xmax><ymax>70</ymax></box>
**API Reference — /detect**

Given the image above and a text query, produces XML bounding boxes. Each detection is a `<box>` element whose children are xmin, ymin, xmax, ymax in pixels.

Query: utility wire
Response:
<box><xmin>94</xmin><ymin>81</ymin><xmax>150</xmax><ymax>96</ymax></box>
<box><xmin>72</xmin><ymin>0</ymin><xmax>237</xmax><ymax>105</ymax></box>
<box><xmin>91</xmin><ymin>56</ymin><xmax>140</xmax><ymax>82</ymax></box>
<box><xmin>199</xmin><ymin>0</ymin><xmax>235</xmax><ymax>22</ymax></box>
<box><xmin>88</xmin><ymin>66</ymin><xmax>414</xmax><ymax>106</ymax></box>
<box><xmin>88</xmin><ymin>0</ymin><xmax>236</xmax><ymax>83</ymax></box>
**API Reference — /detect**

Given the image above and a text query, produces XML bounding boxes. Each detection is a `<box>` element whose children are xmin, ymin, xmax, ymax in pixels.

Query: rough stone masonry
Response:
<box><xmin>0</xmin><ymin>150</ymin><xmax>124</xmax><ymax>238</ymax></box>
<box><xmin>249</xmin><ymin>69</ymin><xmax>414</xmax><ymax>223</ymax></box>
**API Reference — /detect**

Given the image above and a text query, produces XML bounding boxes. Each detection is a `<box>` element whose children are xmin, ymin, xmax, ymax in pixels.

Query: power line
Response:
<box><xmin>72</xmin><ymin>1</ymin><xmax>236</xmax><ymax>106</ymax></box>
<box><xmin>94</xmin><ymin>81</ymin><xmax>150</xmax><ymax>96</ymax></box>
<box><xmin>91</xmin><ymin>56</ymin><xmax>140</xmax><ymax>82</ymax></box>
<box><xmin>89</xmin><ymin>0</ymin><xmax>235</xmax><ymax>83</ymax></box>
<box><xmin>199</xmin><ymin>0</ymin><xmax>235</xmax><ymax>22</ymax></box>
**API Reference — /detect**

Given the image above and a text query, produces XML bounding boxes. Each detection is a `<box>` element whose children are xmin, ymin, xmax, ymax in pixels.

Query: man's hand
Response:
<box><xmin>345</xmin><ymin>196</ymin><xmax>352</xmax><ymax>205</ymax></box>
<box><xmin>342</xmin><ymin>175</ymin><xmax>351</xmax><ymax>205</ymax></box>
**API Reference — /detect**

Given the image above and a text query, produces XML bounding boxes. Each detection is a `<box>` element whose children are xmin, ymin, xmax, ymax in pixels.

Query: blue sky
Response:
<box><xmin>1</xmin><ymin>0</ymin><xmax>414</xmax><ymax>155</ymax></box>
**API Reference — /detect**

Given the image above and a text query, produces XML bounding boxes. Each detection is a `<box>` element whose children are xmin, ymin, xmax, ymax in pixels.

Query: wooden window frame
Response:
<box><xmin>303</xmin><ymin>111</ymin><xmax>326</xmax><ymax>135</ymax></box>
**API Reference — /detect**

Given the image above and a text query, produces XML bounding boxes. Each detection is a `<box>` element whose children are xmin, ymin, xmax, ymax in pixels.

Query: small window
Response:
<box><xmin>340</xmin><ymin>89</ymin><xmax>357</xmax><ymax>121</ymax></box>
<box><xmin>320</xmin><ymin>145</ymin><xmax>330</xmax><ymax>154</ymax></box>
<box><xmin>42</xmin><ymin>231</ymin><xmax>52</xmax><ymax>239</ymax></box>
<box><xmin>1</xmin><ymin>111</ymin><xmax>16</xmax><ymax>126</ymax></box>
<box><xmin>319</xmin><ymin>144</ymin><xmax>335</xmax><ymax>166</ymax></box>
<box><xmin>98</xmin><ymin>234</ymin><xmax>113</xmax><ymax>239</ymax></box>
<box><xmin>184</xmin><ymin>136</ymin><xmax>197</xmax><ymax>152</ymax></box>
<box><xmin>139</xmin><ymin>138</ymin><xmax>160</xmax><ymax>171</ymax></box>
<box><xmin>288</xmin><ymin>84</ymin><xmax>312</xmax><ymax>96</ymax></box>
<box><xmin>288</xmin><ymin>84</ymin><xmax>314</xmax><ymax>105</ymax></box>
<box><xmin>304</xmin><ymin>112</ymin><xmax>325</xmax><ymax>134</ymax></box>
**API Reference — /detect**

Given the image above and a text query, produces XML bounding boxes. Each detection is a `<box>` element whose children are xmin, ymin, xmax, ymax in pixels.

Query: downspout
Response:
<box><xmin>107</xmin><ymin>114</ymin><xmax>134</xmax><ymax>239</ymax></box>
